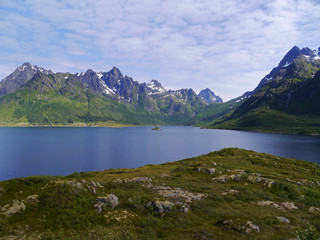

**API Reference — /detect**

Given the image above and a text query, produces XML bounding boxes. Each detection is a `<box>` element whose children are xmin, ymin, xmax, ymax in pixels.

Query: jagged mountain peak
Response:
<box><xmin>255</xmin><ymin>45</ymin><xmax>320</xmax><ymax>92</ymax></box>
<box><xmin>145</xmin><ymin>80</ymin><xmax>166</xmax><ymax>95</ymax></box>
<box><xmin>0</xmin><ymin>62</ymin><xmax>53</xmax><ymax>96</ymax></box>
<box><xmin>198</xmin><ymin>88</ymin><xmax>223</xmax><ymax>104</ymax></box>
<box><xmin>277</xmin><ymin>46</ymin><xmax>301</xmax><ymax>69</ymax></box>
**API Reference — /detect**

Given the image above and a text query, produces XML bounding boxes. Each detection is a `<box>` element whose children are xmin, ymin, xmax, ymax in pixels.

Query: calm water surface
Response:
<box><xmin>0</xmin><ymin>126</ymin><xmax>320</xmax><ymax>181</ymax></box>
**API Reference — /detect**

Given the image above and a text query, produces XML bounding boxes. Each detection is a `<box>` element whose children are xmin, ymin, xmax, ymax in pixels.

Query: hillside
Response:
<box><xmin>1</xmin><ymin>148</ymin><xmax>320</xmax><ymax>239</ymax></box>
<box><xmin>200</xmin><ymin>46</ymin><xmax>320</xmax><ymax>135</ymax></box>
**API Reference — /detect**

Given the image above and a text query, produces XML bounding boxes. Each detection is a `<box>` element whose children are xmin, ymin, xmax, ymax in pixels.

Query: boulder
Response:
<box><xmin>277</xmin><ymin>216</ymin><xmax>290</xmax><ymax>223</ymax></box>
<box><xmin>95</xmin><ymin>194</ymin><xmax>119</xmax><ymax>212</ymax></box>
<box><xmin>245</xmin><ymin>221</ymin><xmax>260</xmax><ymax>233</ymax></box>
<box><xmin>206</xmin><ymin>168</ymin><xmax>216</xmax><ymax>174</ymax></box>
<box><xmin>180</xmin><ymin>205</ymin><xmax>189</xmax><ymax>213</ymax></box>
<box><xmin>94</xmin><ymin>202</ymin><xmax>105</xmax><ymax>213</ymax></box>
<box><xmin>233</xmin><ymin>174</ymin><xmax>242</xmax><ymax>182</ymax></box>
<box><xmin>152</xmin><ymin>200</ymin><xmax>174</xmax><ymax>213</ymax></box>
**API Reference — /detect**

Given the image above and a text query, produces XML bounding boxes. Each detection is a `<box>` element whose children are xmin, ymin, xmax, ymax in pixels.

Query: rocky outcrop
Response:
<box><xmin>150</xmin><ymin>200</ymin><xmax>174</xmax><ymax>213</ymax></box>
<box><xmin>64</xmin><ymin>180</ymin><xmax>104</xmax><ymax>194</ymax></box>
<box><xmin>143</xmin><ymin>184</ymin><xmax>207</xmax><ymax>203</ymax></box>
<box><xmin>222</xmin><ymin>219</ymin><xmax>260</xmax><ymax>233</ymax></box>
<box><xmin>114</xmin><ymin>177</ymin><xmax>153</xmax><ymax>183</ymax></box>
<box><xmin>248</xmin><ymin>173</ymin><xmax>275</xmax><ymax>187</ymax></box>
<box><xmin>26</xmin><ymin>195</ymin><xmax>38</xmax><ymax>204</ymax></box>
<box><xmin>1</xmin><ymin>200</ymin><xmax>26</xmax><ymax>217</ymax></box>
<box><xmin>253</xmin><ymin>201</ymin><xmax>298</xmax><ymax>210</ymax></box>
<box><xmin>94</xmin><ymin>194</ymin><xmax>119</xmax><ymax>212</ymax></box>
<box><xmin>309</xmin><ymin>206</ymin><xmax>320</xmax><ymax>213</ymax></box>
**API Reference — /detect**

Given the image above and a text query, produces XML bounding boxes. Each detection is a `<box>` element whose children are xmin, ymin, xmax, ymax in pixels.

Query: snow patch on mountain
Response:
<box><xmin>282</xmin><ymin>62</ymin><xmax>292</xmax><ymax>68</ymax></box>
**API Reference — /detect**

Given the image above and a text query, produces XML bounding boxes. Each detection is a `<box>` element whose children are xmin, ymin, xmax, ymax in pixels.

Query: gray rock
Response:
<box><xmin>94</xmin><ymin>202</ymin><xmax>105</xmax><ymax>213</ymax></box>
<box><xmin>137</xmin><ymin>177</ymin><xmax>152</xmax><ymax>182</ymax></box>
<box><xmin>246</xmin><ymin>221</ymin><xmax>260</xmax><ymax>233</ymax></box>
<box><xmin>152</xmin><ymin>200</ymin><xmax>174</xmax><ymax>213</ymax></box>
<box><xmin>206</xmin><ymin>168</ymin><xmax>216</xmax><ymax>174</ymax></box>
<box><xmin>233</xmin><ymin>174</ymin><xmax>242</xmax><ymax>182</ymax></box>
<box><xmin>277</xmin><ymin>216</ymin><xmax>290</xmax><ymax>223</ymax></box>
<box><xmin>96</xmin><ymin>194</ymin><xmax>119</xmax><ymax>209</ymax></box>
<box><xmin>180</xmin><ymin>206</ymin><xmax>189</xmax><ymax>213</ymax></box>
<box><xmin>88</xmin><ymin>186</ymin><xmax>96</xmax><ymax>194</ymax></box>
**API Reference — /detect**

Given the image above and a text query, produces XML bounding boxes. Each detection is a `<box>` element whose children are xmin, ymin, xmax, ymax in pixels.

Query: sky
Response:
<box><xmin>0</xmin><ymin>0</ymin><xmax>319</xmax><ymax>101</ymax></box>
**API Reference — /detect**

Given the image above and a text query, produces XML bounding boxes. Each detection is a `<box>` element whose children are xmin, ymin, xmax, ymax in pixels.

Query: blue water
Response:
<box><xmin>0</xmin><ymin>126</ymin><xmax>319</xmax><ymax>181</ymax></box>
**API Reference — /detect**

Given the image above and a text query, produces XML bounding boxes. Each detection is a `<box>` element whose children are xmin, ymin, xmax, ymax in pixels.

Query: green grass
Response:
<box><xmin>207</xmin><ymin>108</ymin><xmax>320</xmax><ymax>135</ymax></box>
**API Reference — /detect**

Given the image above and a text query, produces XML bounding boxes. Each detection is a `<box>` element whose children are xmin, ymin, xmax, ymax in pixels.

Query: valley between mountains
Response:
<box><xmin>0</xmin><ymin>46</ymin><xmax>320</xmax><ymax>135</ymax></box>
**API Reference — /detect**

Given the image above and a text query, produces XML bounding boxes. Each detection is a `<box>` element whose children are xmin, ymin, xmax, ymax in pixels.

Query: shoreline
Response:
<box><xmin>1</xmin><ymin>121</ymin><xmax>319</xmax><ymax>136</ymax></box>
<box><xmin>198</xmin><ymin>125</ymin><xmax>320</xmax><ymax>137</ymax></box>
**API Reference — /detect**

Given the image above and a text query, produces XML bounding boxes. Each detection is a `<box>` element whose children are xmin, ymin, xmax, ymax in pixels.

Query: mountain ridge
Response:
<box><xmin>0</xmin><ymin>63</ymin><xmax>222</xmax><ymax>126</ymax></box>
<box><xmin>199</xmin><ymin>45</ymin><xmax>320</xmax><ymax>135</ymax></box>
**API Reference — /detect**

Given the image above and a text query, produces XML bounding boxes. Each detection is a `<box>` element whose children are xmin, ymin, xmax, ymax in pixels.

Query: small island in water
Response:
<box><xmin>0</xmin><ymin>148</ymin><xmax>319</xmax><ymax>239</ymax></box>
<box><xmin>152</xmin><ymin>126</ymin><xmax>161</xmax><ymax>131</ymax></box>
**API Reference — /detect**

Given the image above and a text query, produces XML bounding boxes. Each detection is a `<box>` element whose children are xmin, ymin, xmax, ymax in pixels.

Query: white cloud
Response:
<box><xmin>0</xmin><ymin>0</ymin><xmax>319</xmax><ymax>101</ymax></box>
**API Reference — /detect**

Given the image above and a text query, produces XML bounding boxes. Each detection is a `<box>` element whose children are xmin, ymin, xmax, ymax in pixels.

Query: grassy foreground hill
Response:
<box><xmin>1</xmin><ymin>148</ymin><xmax>320</xmax><ymax>239</ymax></box>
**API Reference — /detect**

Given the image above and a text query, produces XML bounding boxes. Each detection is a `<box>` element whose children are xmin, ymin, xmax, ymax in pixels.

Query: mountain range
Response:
<box><xmin>0</xmin><ymin>63</ymin><xmax>222</xmax><ymax>126</ymax></box>
<box><xmin>0</xmin><ymin>45</ymin><xmax>319</xmax><ymax>134</ymax></box>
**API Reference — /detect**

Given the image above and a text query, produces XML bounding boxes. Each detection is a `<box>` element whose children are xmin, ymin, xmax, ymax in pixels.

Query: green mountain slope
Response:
<box><xmin>1</xmin><ymin>148</ymin><xmax>320</xmax><ymax>239</ymax></box>
<box><xmin>203</xmin><ymin>46</ymin><xmax>320</xmax><ymax>134</ymax></box>
<box><xmin>189</xmin><ymin>96</ymin><xmax>247</xmax><ymax>126</ymax></box>
<box><xmin>0</xmin><ymin>72</ymin><xmax>164</xmax><ymax>126</ymax></box>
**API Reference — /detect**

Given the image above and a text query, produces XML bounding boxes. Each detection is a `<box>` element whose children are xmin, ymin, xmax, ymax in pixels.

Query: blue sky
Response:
<box><xmin>0</xmin><ymin>0</ymin><xmax>319</xmax><ymax>101</ymax></box>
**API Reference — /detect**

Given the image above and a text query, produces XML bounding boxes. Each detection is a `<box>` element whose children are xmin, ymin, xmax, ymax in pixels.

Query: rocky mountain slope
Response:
<box><xmin>0</xmin><ymin>148</ymin><xmax>319</xmax><ymax>239</ymax></box>
<box><xmin>200</xmin><ymin>46</ymin><xmax>320</xmax><ymax>134</ymax></box>
<box><xmin>198</xmin><ymin>88</ymin><xmax>223</xmax><ymax>104</ymax></box>
<box><xmin>0</xmin><ymin>63</ymin><xmax>221</xmax><ymax>126</ymax></box>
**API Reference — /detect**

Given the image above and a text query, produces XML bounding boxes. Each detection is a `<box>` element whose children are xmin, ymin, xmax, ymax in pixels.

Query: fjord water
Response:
<box><xmin>0</xmin><ymin>126</ymin><xmax>320</xmax><ymax>181</ymax></box>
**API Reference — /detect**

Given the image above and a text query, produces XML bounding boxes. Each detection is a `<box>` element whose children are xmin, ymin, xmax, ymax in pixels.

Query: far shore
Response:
<box><xmin>0</xmin><ymin>122</ymin><xmax>148</xmax><ymax>128</ymax></box>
